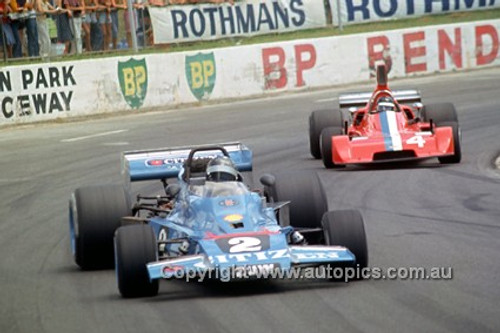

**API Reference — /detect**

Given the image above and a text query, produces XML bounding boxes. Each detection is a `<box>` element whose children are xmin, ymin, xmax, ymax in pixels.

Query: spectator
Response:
<box><xmin>54</xmin><ymin>0</ymin><xmax>72</xmax><ymax>54</ymax></box>
<box><xmin>88</xmin><ymin>0</ymin><xmax>102</xmax><ymax>50</ymax></box>
<box><xmin>6</xmin><ymin>0</ymin><xmax>23</xmax><ymax>57</ymax></box>
<box><xmin>0</xmin><ymin>0</ymin><xmax>16</xmax><ymax>57</ymax></box>
<box><xmin>133</xmin><ymin>0</ymin><xmax>150</xmax><ymax>47</ymax></box>
<box><xmin>169</xmin><ymin>0</ymin><xmax>234</xmax><ymax>4</ymax></box>
<box><xmin>65</xmin><ymin>0</ymin><xmax>84</xmax><ymax>54</ymax></box>
<box><xmin>81</xmin><ymin>0</ymin><xmax>96</xmax><ymax>51</ymax></box>
<box><xmin>147</xmin><ymin>0</ymin><xmax>164</xmax><ymax>5</ymax></box>
<box><xmin>110</xmin><ymin>0</ymin><xmax>124</xmax><ymax>49</ymax></box>
<box><xmin>35</xmin><ymin>0</ymin><xmax>57</xmax><ymax>57</ymax></box>
<box><xmin>23</xmin><ymin>0</ymin><xmax>39</xmax><ymax>57</ymax></box>
<box><xmin>96</xmin><ymin>0</ymin><xmax>110</xmax><ymax>50</ymax></box>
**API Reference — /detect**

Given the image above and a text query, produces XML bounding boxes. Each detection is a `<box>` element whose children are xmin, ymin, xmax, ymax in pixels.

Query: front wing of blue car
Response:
<box><xmin>147</xmin><ymin>245</ymin><xmax>356</xmax><ymax>280</ymax></box>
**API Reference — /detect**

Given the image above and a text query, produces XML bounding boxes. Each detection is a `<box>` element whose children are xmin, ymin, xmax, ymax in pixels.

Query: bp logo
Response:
<box><xmin>118</xmin><ymin>58</ymin><xmax>148</xmax><ymax>109</ymax></box>
<box><xmin>185</xmin><ymin>52</ymin><xmax>216</xmax><ymax>101</ymax></box>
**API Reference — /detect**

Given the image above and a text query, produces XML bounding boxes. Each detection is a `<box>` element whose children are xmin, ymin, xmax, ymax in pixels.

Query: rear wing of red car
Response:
<box><xmin>339</xmin><ymin>90</ymin><xmax>422</xmax><ymax>109</ymax></box>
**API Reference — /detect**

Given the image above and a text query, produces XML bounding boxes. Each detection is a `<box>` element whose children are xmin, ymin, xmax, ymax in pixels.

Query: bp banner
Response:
<box><xmin>329</xmin><ymin>0</ymin><xmax>500</xmax><ymax>26</ymax></box>
<box><xmin>149</xmin><ymin>0</ymin><xmax>328</xmax><ymax>44</ymax></box>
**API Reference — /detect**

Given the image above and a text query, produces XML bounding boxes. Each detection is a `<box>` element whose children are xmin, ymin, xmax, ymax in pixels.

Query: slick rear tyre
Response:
<box><xmin>322</xmin><ymin>210</ymin><xmax>368</xmax><ymax>269</ymax></box>
<box><xmin>268</xmin><ymin>171</ymin><xmax>327</xmax><ymax>233</ymax></box>
<box><xmin>438</xmin><ymin>121</ymin><xmax>462</xmax><ymax>164</ymax></box>
<box><xmin>320</xmin><ymin>127</ymin><xmax>345</xmax><ymax>169</ymax></box>
<box><xmin>115</xmin><ymin>225</ymin><xmax>159</xmax><ymax>298</ymax></box>
<box><xmin>69</xmin><ymin>184</ymin><xmax>131</xmax><ymax>270</ymax></box>
<box><xmin>309</xmin><ymin>109</ymin><xmax>342</xmax><ymax>159</ymax></box>
<box><xmin>421</xmin><ymin>103</ymin><xmax>458</xmax><ymax>124</ymax></box>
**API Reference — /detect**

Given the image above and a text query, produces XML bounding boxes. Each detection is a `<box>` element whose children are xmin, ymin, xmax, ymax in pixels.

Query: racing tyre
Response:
<box><xmin>267</xmin><ymin>171</ymin><xmax>327</xmax><ymax>236</ymax></box>
<box><xmin>69</xmin><ymin>184</ymin><xmax>131</xmax><ymax>270</ymax></box>
<box><xmin>115</xmin><ymin>224</ymin><xmax>159</xmax><ymax>298</ymax></box>
<box><xmin>320</xmin><ymin>126</ymin><xmax>345</xmax><ymax>169</ymax></box>
<box><xmin>322</xmin><ymin>210</ymin><xmax>368</xmax><ymax>269</ymax></box>
<box><xmin>438</xmin><ymin>121</ymin><xmax>462</xmax><ymax>164</ymax></box>
<box><xmin>309</xmin><ymin>109</ymin><xmax>343</xmax><ymax>159</ymax></box>
<box><xmin>421</xmin><ymin>103</ymin><xmax>458</xmax><ymax>124</ymax></box>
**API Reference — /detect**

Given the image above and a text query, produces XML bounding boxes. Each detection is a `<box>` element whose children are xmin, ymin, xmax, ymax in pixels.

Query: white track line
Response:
<box><xmin>315</xmin><ymin>97</ymin><xmax>338</xmax><ymax>103</ymax></box>
<box><xmin>61</xmin><ymin>129</ymin><xmax>128</xmax><ymax>143</ymax></box>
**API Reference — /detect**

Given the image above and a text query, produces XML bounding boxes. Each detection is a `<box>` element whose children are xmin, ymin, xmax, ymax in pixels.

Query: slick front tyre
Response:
<box><xmin>268</xmin><ymin>171</ymin><xmax>327</xmax><ymax>241</ymax></box>
<box><xmin>69</xmin><ymin>184</ymin><xmax>131</xmax><ymax>270</ymax></box>
<box><xmin>421</xmin><ymin>103</ymin><xmax>458</xmax><ymax>124</ymax></box>
<box><xmin>309</xmin><ymin>109</ymin><xmax>342</xmax><ymax>159</ymax></box>
<box><xmin>320</xmin><ymin>127</ymin><xmax>345</xmax><ymax>169</ymax></box>
<box><xmin>438</xmin><ymin>121</ymin><xmax>462</xmax><ymax>164</ymax></box>
<box><xmin>115</xmin><ymin>224</ymin><xmax>159</xmax><ymax>298</ymax></box>
<box><xmin>322</xmin><ymin>210</ymin><xmax>368</xmax><ymax>269</ymax></box>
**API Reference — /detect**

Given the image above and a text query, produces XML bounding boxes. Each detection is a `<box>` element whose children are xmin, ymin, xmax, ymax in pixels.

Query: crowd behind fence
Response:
<box><xmin>0</xmin><ymin>0</ymin><xmax>236</xmax><ymax>60</ymax></box>
<box><xmin>1</xmin><ymin>1</ymin><xmax>496</xmax><ymax>62</ymax></box>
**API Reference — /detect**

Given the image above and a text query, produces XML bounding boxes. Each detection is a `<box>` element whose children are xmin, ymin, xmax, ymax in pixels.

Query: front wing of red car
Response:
<box><xmin>332</xmin><ymin>126</ymin><xmax>455</xmax><ymax>164</ymax></box>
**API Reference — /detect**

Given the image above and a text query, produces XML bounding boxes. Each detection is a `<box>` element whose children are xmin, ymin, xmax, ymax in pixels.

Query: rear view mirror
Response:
<box><xmin>260</xmin><ymin>174</ymin><xmax>276</xmax><ymax>187</ymax></box>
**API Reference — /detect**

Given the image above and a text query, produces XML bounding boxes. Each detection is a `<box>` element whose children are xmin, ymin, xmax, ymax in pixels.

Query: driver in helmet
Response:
<box><xmin>376</xmin><ymin>96</ymin><xmax>397</xmax><ymax>112</ymax></box>
<box><xmin>206</xmin><ymin>156</ymin><xmax>241</xmax><ymax>182</ymax></box>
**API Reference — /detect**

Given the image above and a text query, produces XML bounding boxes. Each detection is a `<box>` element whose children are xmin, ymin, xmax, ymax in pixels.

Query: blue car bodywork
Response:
<box><xmin>121</xmin><ymin>143</ymin><xmax>356</xmax><ymax>281</ymax></box>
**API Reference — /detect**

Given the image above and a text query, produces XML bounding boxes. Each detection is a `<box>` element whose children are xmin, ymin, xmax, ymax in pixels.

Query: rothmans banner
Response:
<box><xmin>149</xmin><ymin>0</ymin><xmax>328</xmax><ymax>44</ymax></box>
<box><xmin>329</xmin><ymin>0</ymin><xmax>500</xmax><ymax>26</ymax></box>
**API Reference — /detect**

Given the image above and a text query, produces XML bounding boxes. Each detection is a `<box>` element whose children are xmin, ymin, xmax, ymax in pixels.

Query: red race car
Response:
<box><xmin>309</xmin><ymin>65</ymin><xmax>461</xmax><ymax>168</ymax></box>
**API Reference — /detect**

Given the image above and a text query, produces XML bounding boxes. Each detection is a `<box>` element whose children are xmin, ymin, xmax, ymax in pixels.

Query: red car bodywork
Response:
<box><xmin>328</xmin><ymin>79</ymin><xmax>455</xmax><ymax>165</ymax></box>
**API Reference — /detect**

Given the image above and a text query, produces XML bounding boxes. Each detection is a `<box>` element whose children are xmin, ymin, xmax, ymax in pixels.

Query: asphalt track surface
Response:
<box><xmin>1</xmin><ymin>68</ymin><xmax>499</xmax><ymax>333</ymax></box>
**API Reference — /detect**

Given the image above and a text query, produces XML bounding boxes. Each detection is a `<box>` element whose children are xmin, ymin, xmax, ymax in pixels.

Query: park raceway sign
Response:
<box><xmin>329</xmin><ymin>0</ymin><xmax>500</xmax><ymax>26</ymax></box>
<box><xmin>149</xmin><ymin>0</ymin><xmax>327</xmax><ymax>44</ymax></box>
<box><xmin>0</xmin><ymin>66</ymin><xmax>76</xmax><ymax>121</ymax></box>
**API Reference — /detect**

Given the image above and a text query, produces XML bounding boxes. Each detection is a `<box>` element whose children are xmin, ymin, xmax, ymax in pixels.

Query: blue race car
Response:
<box><xmin>69</xmin><ymin>143</ymin><xmax>368</xmax><ymax>298</ymax></box>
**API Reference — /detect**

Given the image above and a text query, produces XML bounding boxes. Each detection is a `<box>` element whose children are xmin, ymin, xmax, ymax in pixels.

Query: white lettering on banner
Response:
<box><xmin>329</xmin><ymin>0</ymin><xmax>500</xmax><ymax>26</ymax></box>
<box><xmin>0</xmin><ymin>66</ymin><xmax>76</xmax><ymax>120</ymax></box>
<box><xmin>149</xmin><ymin>0</ymin><xmax>327</xmax><ymax>44</ymax></box>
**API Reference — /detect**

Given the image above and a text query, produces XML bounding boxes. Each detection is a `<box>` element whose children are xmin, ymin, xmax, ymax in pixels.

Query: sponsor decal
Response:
<box><xmin>223</xmin><ymin>214</ymin><xmax>243</xmax><ymax>223</ymax></box>
<box><xmin>210</xmin><ymin>248</ymin><xmax>289</xmax><ymax>263</ymax></box>
<box><xmin>0</xmin><ymin>66</ymin><xmax>76</xmax><ymax>119</ymax></box>
<box><xmin>219</xmin><ymin>199</ymin><xmax>239</xmax><ymax>207</ymax></box>
<box><xmin>185</xmin><ymin>52</ymin><xmax>216</xmax><ymax>101</ymax></box>
<box><xmin>332</xmin><ymin>0</ymin><xmax>500</xmax><ymax>25</ymax></box>
<box><xmin>146</xmin><ymin>154</ymin><xmax>219</xmax><ymax>167</ymax></box>
<box><xmin>118</xmin><ymin>58</ymin><xmax>148</xmax><ymax>109</ymax></box>
<box><xmin>148</xmin><ymin>0</ymin><xmax>327</xmax><ymax>44</ymax></box>
<box><xmin>233</xmin><ymin>263</ymin><xmax>280</xmax><ymax>278</ymax></box>
<box><xmin>209</xmin><ymin>248</ymin><xmax>345</xmax><ymax>264</ymax></box>
<box><xmin>366</xmin><ymin>24</ymin><xmax>500</xmax><ymax>75</ymax></box>
<box><xmin>262</xmin><ymin>44</ymin><xmax>317</xmax><ymax>89</ymax></box>
<box><xmin>367</xmin><ymin>36</ymin><xmax>393</xmax><ymax>78</ymax></box>
<box><xmin>170</xmin><ymin>1</ymin><xmax>306</xmax><ymax>39</ymax></box>
<box><xmin>162</xmin><ymin>265</ymin><xmax>184</xmax><ymax>277</ymax></box>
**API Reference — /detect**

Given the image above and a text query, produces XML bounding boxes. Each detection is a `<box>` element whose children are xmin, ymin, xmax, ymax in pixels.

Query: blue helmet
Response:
<box><xmin>206</xmin><ymin>156</ymin><xmax>239</xmax><ymax>182</ymax></box>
